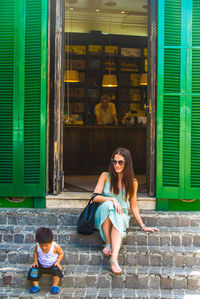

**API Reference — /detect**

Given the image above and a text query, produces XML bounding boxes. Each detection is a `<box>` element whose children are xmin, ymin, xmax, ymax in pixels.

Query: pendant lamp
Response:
<box><xmin>64</xmin><ymin>70</ymin><xmax>79</xmax><ymax>83</ymax></box>
<box><xmin>102</xmin><ymin>74</ymin><xmax>118</xmax><ymax>87</ymax></box>
<box><xmin>140</xmin><ymin>73</ymin><xmax>147</xmax><ymax>85</ymax></box>
<box><xmin>65</xmin><ymin>1</ymin><xmax>79</xmax><ymax>83</ymax></box>
<box><xmin>102</xmin><ymin>6</ymin><xmax>118</xmax><ymax>88</ymax></box>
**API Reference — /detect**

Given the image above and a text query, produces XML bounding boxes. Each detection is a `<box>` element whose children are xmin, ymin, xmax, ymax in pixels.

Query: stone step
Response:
<box><xmin>1</xmin><ymin>209</ymin><xmax>200</xmax><ymax>228</ymax></box>
<box><xmin>1</xmin><ymin>264</ymin><xmax>200</xmax><ymax>291</ymax></box>
<box><xmin>1</xmin><ymin>287</ymin><xmax>200</xmax><ymax>299</ymax></box>
<box><xmin>1</xmin><ymin>226</ymin><xmax>200</xmax><ymax>248</ymax></box>
<box><xmin>46</xmin><ymin>192</ymin><xmax>156</xmax><ymax>210</ymax></box>
<box><xmin>1</xmin><ymin>244</ymin><xmax>200</xmax><ymax>268</ymax></box>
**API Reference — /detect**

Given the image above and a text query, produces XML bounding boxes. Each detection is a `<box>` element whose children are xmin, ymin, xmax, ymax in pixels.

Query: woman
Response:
<box><xmin>93</xmin><ymin>148</ymin><xmax>159</xmax><ymax>275</ymax></box>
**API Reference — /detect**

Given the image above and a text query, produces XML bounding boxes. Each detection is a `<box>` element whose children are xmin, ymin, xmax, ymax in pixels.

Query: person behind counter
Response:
<box><xmin>94</xmin><ymin>94</ymin><xmax>118</xmax><ymax>125</ymax></box>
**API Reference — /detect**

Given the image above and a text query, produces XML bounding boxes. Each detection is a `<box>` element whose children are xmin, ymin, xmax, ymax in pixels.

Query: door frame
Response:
<box><xmin>47</xmin><ymin>0</ymin><xmax>157</xmax><ymax>196</ymax></box>
<box><xmin>146</xmin><ymin>0</ymin><xmax>157</xmax><ymax>196</ymax></box>
<box><xmin>47</xmin><ymin>0</ymin><xmax>65</xmax><ymax>195</ymax></box>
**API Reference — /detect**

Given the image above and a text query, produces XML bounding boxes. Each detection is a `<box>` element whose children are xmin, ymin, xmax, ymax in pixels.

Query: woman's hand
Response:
<box><xmin>142</xmin><ymin>225</ymin><xmax>159</xmax><ymax>232</ymax></box>
<box><xmin>112</xmin><ymin>198</ymin><xmax>123</xmax><ymax>215</ymax></box>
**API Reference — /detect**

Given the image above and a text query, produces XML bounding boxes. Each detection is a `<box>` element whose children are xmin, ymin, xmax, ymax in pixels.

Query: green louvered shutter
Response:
<box><xmin>185</xmin><ymin>0</ymin><xmax>200</xmax><ymax>199</ymax></box>
<box><xmin>0</xmin><ymin>1</ymin><xmax>15</xmax><ymax>186</ymax></box>
<box><xmin>0</xmin><ymin>0</ymin><xmax>47</xmax><ymax>197</ymax></box>
<box><xmin>157</xmin><ymin>0</ymin><xmax>200</xmax><ymax>201</ymax></box>
<box><xmin>157</xmin><ymin>0</ymin><xmax>183</xmax><ymax>199</ymax></box>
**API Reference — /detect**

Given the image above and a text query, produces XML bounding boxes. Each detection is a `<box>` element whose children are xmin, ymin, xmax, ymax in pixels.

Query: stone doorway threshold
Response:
<box><xmin>46</xmin><ymin>174</ymin><xmax>155</xmax><ymax>210</ymax></box>
<box><xmin>46</xmin><ymin>192</ymin><xmax>156</xmax><ymax>210</ymax></box>
<box><xmin>63</xmin><ymin>174</ymin><xmax>147</xmax><ymax>193</ymax></box>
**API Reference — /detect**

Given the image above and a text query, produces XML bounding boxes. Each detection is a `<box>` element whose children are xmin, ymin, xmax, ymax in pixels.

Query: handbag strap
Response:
<box><xmin>90</xmin><ymin>192</ymin><xmax>101</xmax><ymax>203</ymax></box>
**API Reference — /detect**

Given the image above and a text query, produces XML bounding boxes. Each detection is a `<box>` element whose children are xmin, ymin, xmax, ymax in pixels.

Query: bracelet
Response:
<box><xmin>140</xmin><ymin>223</ymin><xmax>145</xmax><ymax>228</ymax></box>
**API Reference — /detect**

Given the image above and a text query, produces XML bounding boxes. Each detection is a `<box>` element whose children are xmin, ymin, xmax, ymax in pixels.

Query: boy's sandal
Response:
<box><xmin>110</xmin><ymin>259</ymin><xmax>122</xmax><ymax>275</ymax></box>
<box><xmin>103</xmin><ymin>243</ymin><xmax>112</xmax><ymax>256</ymax></box>
<box><xmin>30</xmin><ymin>286</ymin><xmax>40</xmax><ymax>293</ymax></box>
<box><xmin>51</xmin><ymin>286</ymin><xmax>60</xmax><ymax>294</ymax></box>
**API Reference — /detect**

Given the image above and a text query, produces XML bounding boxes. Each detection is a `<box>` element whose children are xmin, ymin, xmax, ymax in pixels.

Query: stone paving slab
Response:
<box><xmin>0</xmin><ymin>287</ymin><xmax>200</xmax><ymax>299</ymax></box>
<box><xmin>1</xmin><ymin>243</ymin><xmax>200</xmax><ymax>268</ymax></box>
<box><xmin>1</xmin><ymin>264</ymin><xmax>200</xmax><ymax>290</ymax></box>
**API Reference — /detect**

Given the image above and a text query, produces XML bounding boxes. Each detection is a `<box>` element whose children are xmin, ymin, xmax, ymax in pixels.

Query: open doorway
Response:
<box><xmin>63</xmin><ymin>0</ymin><xmax>151</xmax><ymax>195</ymax></box>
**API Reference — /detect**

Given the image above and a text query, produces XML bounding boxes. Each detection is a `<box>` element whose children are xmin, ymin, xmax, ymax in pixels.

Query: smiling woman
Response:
<box><xmin>92</xmin><ymin>147</ymin><xmax>159</xmax><ymax>275</ymax></box>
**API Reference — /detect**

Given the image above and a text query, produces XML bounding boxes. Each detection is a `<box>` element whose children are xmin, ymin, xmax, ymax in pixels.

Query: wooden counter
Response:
<box><xmin>63</xmin><ymin>125</ymin><xmax>146</xmax><ymax>175</ymax></box>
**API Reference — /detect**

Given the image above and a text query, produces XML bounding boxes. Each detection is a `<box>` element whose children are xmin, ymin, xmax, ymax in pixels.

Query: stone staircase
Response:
<box><xmin>0</xmin><ymin>208</ymin><xmax>200</xmax><ymax>298</ymax></box>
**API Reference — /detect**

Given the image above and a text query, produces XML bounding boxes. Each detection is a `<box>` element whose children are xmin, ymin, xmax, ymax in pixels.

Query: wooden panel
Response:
<box><xmin>63</xmin><ymin>126</ymin><xmax>146</xmax><ymax>175</ymax></box>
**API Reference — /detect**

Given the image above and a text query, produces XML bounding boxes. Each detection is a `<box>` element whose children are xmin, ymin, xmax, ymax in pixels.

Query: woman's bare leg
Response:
<box><xmin>111</xmin><ymin>226</ymin><xmax>122</xmax><ymax>260</ymax></box>
<box><xmin>102</xmin><ymin>216</ymin><xmax>112</xmax><ymax>244</ymax></box>
<box><xmin>110</xmin><ymin>226</ymin><xmax>122</xmax><ymax>273</ymax></box>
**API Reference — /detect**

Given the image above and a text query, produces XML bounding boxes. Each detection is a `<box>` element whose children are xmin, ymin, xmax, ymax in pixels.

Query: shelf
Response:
<box><xmin>65</xmin><ymin>36</ymin><xmax>147</xmax><ymax>126</ymax></box>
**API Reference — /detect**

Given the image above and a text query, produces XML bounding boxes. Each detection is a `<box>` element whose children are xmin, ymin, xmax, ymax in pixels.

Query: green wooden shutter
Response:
<box><xmin>185</xmin><ymin>0</ymin><xmax>200</xmax><ymax>199</ymax></box>
<box><xmin>157</xmin><ymin>0</ymin><xmax>183</xmax><ymax>199</ymax></box>
<box><xmin>157</xmin><ymin>0</ymin><xmax>200</xmax><ymax>202</ymax></box>
<box><xmin>0</xmin><ymin>0</ymin><xmax>47</xmax><ymax>197</ymax></box>
<box><xmin>0</xmin><ymin>1</ymin><xmax>15</xmax><ymax>185</ymax></box>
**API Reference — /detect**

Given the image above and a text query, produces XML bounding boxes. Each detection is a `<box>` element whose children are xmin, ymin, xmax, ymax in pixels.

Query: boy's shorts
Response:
<box><xmin>28</xmin><ymin>263</ymin><xmax>63</xmax><ymax>281</ymax></box>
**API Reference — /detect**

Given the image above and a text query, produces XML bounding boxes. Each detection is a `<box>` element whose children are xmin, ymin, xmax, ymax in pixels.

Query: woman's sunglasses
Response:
<box><xmin>111</xmin><ymin>159</ymin><xmax>126</xmax><ymax>166</ymax></box>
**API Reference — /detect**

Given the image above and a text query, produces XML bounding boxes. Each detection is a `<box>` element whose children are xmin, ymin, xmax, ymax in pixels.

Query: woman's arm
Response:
<box><xmin>130</xmin><ymin>180</ymin><xmax>159</xmax><ymax>232</ymax></box>
<box><xmin>92</xmin><ymin>172</ymin><xmax>123</xmax><ymax>214</ymax></box>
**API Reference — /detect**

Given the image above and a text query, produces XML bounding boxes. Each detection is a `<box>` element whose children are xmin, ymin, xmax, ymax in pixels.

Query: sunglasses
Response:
<box><xmin>111</xmin><ymin>159</ymin><xmax>126</xmax><ymax>166</ymax></box>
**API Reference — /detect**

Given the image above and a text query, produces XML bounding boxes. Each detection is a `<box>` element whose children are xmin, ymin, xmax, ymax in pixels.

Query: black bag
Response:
<box><xmin>77</xmin><ymin>193</ymin><xmax>101</xmax><ymax>235</ymax></box>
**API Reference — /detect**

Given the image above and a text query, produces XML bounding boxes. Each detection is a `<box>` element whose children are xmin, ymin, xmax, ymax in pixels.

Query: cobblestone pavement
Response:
<box><xmin>0</xmin><ymin>209</ymin><xmax>200</xmax><ymax>298</ymax></box>
<box><xmin>0</xmin><ymin>287</ymin><xmax>200</xmax><ymax>299</ymax></box>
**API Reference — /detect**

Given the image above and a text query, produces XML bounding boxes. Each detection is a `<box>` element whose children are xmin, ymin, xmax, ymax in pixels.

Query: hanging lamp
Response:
<box><xmin>64</xmin><ymin>69</ymin><xmax>79</xmax><ymax>83</ymax></box>
<box><xmin>140</xmin><ymin>73</ymin><xmax>147</xmax><ymax>85</ymax></box>
<box><xmin>102</xmin><ymin>5</ymin><xmax>118</xmax><ymax>87</ymax></box>
<box><xmin>102</xmin><ymin>74</ymin><xmax>118</xmax><ymax>87</ymax></box>
<box><xmin>65</xmin><ymin>1</ymin><xmax>79</xmax><ymax>83</ymax></box>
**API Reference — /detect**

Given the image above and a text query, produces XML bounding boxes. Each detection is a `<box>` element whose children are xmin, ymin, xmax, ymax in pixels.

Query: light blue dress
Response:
<box><xmin>94</xmin><ymin>177</ymin><xmax>130</xmax><ymax>242</ymax></box>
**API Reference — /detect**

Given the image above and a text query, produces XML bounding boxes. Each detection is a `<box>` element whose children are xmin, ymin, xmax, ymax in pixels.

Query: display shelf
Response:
<box><xmin>64</xmin><ymin>34</ymin><xmax>147</xmax><ymax>125</ymax></box>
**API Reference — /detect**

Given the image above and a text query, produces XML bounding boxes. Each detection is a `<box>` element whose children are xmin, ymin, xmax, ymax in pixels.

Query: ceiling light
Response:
<box><xmin>102</xmin><ymin>8</ymin><xmax>118</xmax><ymax>88</ymax></box>
<box><xmin>121</xmin><ymin>11</ymin><xmax>125</xmax><ymax>14</ymax></box>
<box><xmin>104</xmin><ymin>1</ymin><xmax>117</xmax><ymax>7</ymax></box>
<box><xmin>64</xmin><ymin>70</ymin><xmax>79</xmax><ymax>83</ymax></box>
<box><xmin>102</xmin><ymin>74</ymin><xmax>118</xmax><ymax>87</ymax></box>
<box><xmin>65</xmin><ymin>4</ymin><xmax>79</xmax><ymax>83</ymax></box>
<box><xmin>96</xmin><ymin>9</ymin><xmax>100</xmax><ymax>12</ymax></box>
<box><xmin>140</xmin><ymin>73</ymin><xmax>147</xmax><ymax>85</ymax></box>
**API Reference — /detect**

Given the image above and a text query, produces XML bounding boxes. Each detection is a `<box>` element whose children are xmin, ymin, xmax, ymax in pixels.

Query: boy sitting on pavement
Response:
<box><xmin>28</xmin><ymin>227</ymin><xmax>64</xmax><ymax>294</ymax></box>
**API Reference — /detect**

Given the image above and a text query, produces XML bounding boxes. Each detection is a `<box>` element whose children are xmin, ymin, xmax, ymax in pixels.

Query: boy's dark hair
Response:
<box><xmin>36</xmin><ymin>227</ymin><xmax>53</xmax><ymax>244</ymax></box>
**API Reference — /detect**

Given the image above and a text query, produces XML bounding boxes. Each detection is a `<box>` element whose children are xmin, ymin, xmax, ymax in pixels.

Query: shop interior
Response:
<box><xmin>64</xmin><ymin>0</ymin><xmax>148</xmax><ymax>193</ymax></box>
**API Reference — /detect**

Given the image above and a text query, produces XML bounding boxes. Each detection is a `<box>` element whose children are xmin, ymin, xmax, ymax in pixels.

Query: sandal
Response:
<box><xmin>110</xmin><ymin>259</ymin><xmax>122</xmax><ymax>275</ymax></box>
<box><xmin>103</xmin><ymin>243</ymin><xmax>112</xmax><ymax>256</ymax></box>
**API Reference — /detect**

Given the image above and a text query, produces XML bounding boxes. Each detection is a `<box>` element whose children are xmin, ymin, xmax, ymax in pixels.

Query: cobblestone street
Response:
<box><xmin>1</xmin><ymin>209</ymin><xmax>200</xmax><ymax>298</ymax></box>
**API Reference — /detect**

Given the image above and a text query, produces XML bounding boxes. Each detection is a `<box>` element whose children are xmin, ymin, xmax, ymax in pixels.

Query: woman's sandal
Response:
<box><xmin>110</xmin><ymin>259</ymin><xmax>122</xmax><ymax>275</ymax></box>
<box><xmin>103</xmin><ymin>243</ymin><xmax>112</xmax><ymax>256</ymax></box>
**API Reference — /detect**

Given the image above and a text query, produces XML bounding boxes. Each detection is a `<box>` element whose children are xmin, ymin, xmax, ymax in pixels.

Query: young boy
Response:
<box><xmin>28</xmin><ymin>227</ymin><xmax>64</xmax><ymax>294</ymax></box>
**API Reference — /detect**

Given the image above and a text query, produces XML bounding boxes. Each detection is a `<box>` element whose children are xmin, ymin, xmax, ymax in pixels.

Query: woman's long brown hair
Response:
<box><xmin>109</xmin><ymin>148</ymin><xmax>135</xmax><ymax>201</ymax></box>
